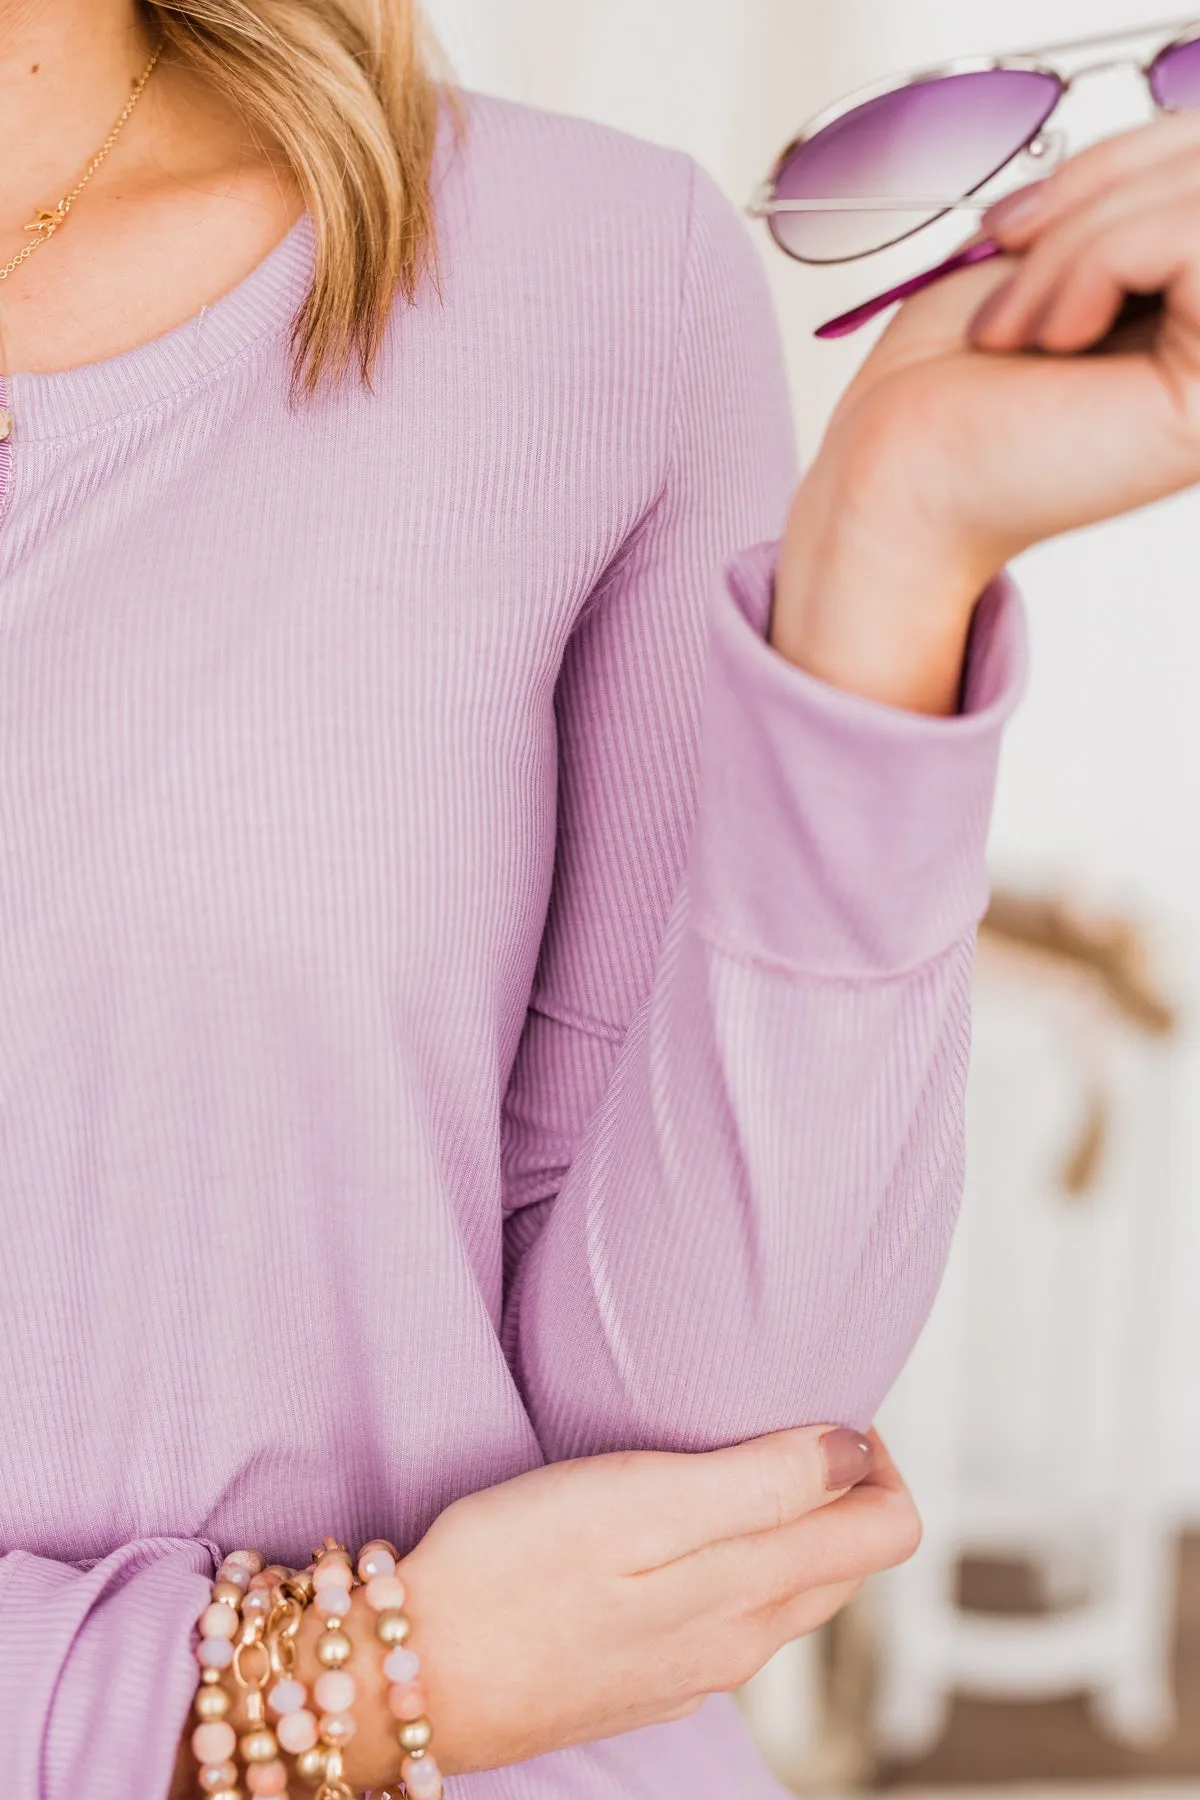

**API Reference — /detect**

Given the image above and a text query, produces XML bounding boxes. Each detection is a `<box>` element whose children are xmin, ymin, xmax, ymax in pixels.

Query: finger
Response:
<box><xmin>619</xmin><ymin>1427</ymin><xmax>876</xmax><ymax>1571</ymax></box>
<box><xmin>694</xmin><ymin>1578</ymin><xmax>865</xmax><ymax>1698</ymax></box>
<box><xmin>745</xmin><ymin>1471</ymin><xmax>922</xmax><ymax>1606</ymax></box>
<box><xmin>767</xmin><ymin>1577</ymin><xmax>864</xmax><ymax>1654</ymax></box>
<box><xmin>676</xmin><ymin>1458</ymin><xmax>922</xmax><ymax>1619</ymax></box>
<box><xmin>1024</xmin><ymin>197</ymin><xmax>1200</xmax><ymax>354</ymax></box>
<box><xmin>984</xmin><ymin>112</ymin><xmax>1200</xmax><ymax>249</ymax></box>
<box><xmin>974</xmin><ymin>159</ymin><xmax>1200</xmax><ymax>349</ymax></box>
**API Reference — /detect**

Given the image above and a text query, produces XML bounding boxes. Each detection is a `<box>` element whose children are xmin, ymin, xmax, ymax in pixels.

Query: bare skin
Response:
<box><xmin>774</xmin><ymin>114</ymin><xmax>1200</xmax><ymax>715</ymax></box>
<box><xmin>0</xmin><ymin>0</ymin><xmax>302</xmax><ymax>374</ymax></box>
<box><xmin>19</xmin><ymin>4</ymin><xmax>1200</xmax><ymax>1795</ymax></box>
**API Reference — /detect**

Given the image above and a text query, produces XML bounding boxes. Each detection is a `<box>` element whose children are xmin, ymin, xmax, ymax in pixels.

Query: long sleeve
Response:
<box><xmin>0</xmin><ymin>1540</ymin><xmax>212</xmax><ymax>1796</ymax></box>
<box><xmin>501</xmin><ymin>164</ymin><xmax>1027</xmax><ymax>1457</ymax></box>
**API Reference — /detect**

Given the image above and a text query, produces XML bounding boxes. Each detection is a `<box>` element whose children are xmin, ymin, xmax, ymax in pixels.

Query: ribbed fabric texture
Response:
<box><xmin>0</xmin><ymin>92</ymin><xmax>1024</xmax><ymax>1799</ymax></box>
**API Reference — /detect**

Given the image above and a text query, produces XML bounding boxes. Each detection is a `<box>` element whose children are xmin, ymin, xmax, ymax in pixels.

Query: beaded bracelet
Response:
<box><xmin>193</xmin><ymin>1538</ymin><xmax>444</xmax><ymax>1800</ymax></box>
<box><xmin>232</xmin><ymin>1566</ymin><xmax>293</xmax><ymax>1800</ymax></box>
<box><xmin>356</xmin><ymin>1539</ymin><xmax>443</xmax><ymax>1800</ymax></box>
<box><xmin>191</xmin><ymin>1549</ymin><xmax>261</xmax><ymax>1800</ymax></box>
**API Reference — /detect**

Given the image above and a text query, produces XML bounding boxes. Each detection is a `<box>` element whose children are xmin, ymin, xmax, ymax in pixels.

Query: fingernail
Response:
<box><xmin>983</xmin><ymin>180</ymin><xmax>1048</xmax><ymax>235</ymax></box>
<box><xmin>821</xmin><ymin>1429</ymin><xmax>875</xmax><ymax>1491</ymax></box>
<box><xmin>969</xmin><ymin>277</ymin><xmax>1015</xmax><ymax>345</ymax></box>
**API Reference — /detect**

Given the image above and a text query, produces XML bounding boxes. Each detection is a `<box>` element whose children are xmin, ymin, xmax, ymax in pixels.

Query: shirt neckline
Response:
<box><xmin>7</xmin><ymin>211</ymin><xmax>316</xmax><ymax>444</ymax></box>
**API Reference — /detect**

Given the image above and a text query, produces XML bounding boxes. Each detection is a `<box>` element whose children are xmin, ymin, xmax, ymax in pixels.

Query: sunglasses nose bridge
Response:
<box><xmin>1059</xmin><ymin>53</ymin><xmax>1157</xmax><ymax>85</ymax></box>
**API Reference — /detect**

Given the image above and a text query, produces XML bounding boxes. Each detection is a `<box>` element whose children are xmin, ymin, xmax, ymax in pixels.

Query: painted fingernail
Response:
<box><xmin>969</xmin><ymin>278</ymin><xmax>1016</xmax><ymax>345</ymax></box>
<box><xmin>982</xmin><ymin>180</ymin><xmax>1048</xmax><ymax>235</ymax></box>
<box><xmin>821</xmin><ymin>1429</ymin><xmax>875</xmax><ymax>1491</ymax></box>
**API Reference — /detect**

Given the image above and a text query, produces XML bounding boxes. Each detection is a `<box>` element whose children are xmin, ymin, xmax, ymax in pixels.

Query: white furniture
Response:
<box><xmin>871</xmin><ymin>924</ymin><xmax>1181</xmax><ymax>1759</ymax></box>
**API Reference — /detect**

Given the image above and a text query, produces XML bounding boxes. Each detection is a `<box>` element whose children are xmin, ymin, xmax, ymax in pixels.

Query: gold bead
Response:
<box><xmin>314</xmin><ymin>1539</ymin><xmax>353</xmax><ymax>1568</ymax></box>
<box><xmin>284</xmin><ymin>1569</ymin><xmax>315</xmax><ymax>1604</ymax></box>
<box><xmin>211</xmin><ymin>1582</ymin><xmax>244</xmax><ymax>1607</ymax></box>
<box><xmin>239</xmin><ymin>1727</ymin><xmax>278</xmax><ymax>1763</ymax></box>
<box><xmin>360</xmin><ymin>1537</ymin><xmax>400</xmax><ymax>1560</ymax></box>
<box><xmin>206</xmin><ymin>1792</ymin><xmax>241</xmax><ymax>1800</ymax></box>
<box><xmin>397</xmin><ymin>1717</ymin><xmax>433</xmax><ymax>1753</ymax></box>
<box><xmin>194</xmin><ymin>1685</ymin><xmax>231</xmax><ymax>1721</ymax></box>
<box><xmin>200</xmin><ymin>1667</ymin><xmax>223</xmax><ymax>1686</ymax></box>
<box><xmin>375</xmin><ymin>1610</ymin><xmax>411</xmax><ymax>1647</ymax></box>
<box><xmin>323</xmin><ymin>1748</ymin><xmax>345</xmax><ymax>1783</ymax></box>
<box><xmin>293</xmin><ymin>1746</ymin><xmax>327</xmax><ymax>1782</ymax></box>
<box><xmin>315</xmin><ymin>1627</ymin><xmax>353</xmax><ymax>1667</ymax></box>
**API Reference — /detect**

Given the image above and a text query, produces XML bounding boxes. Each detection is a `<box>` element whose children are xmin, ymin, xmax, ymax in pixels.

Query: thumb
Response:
<box><xmin>625</xmin><ymin>1427</ymin><xmax>876</xmax><ymax>1573</ymax></box>
<box><xmin>841</xmin><ymin>253</ymin><xmax>1017</xmax><ymax>404</ymax></box>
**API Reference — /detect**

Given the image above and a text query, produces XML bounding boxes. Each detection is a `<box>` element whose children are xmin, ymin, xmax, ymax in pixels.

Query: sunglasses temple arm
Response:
<box><xmin>749</xmin><ymin>197</ymin><xmax>995</xmax><ymax>216</ymax></box>
<box><xmin>813</xmin><ymin>238</ymin><xmax>1004</xmax><ymax>340</ymax></box>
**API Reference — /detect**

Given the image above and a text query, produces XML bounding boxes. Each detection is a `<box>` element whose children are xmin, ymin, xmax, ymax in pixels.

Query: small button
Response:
<box><xmin>0</xmin><ymin>409</ymin><xmax>11</xmax><ymax>442</ymax></box>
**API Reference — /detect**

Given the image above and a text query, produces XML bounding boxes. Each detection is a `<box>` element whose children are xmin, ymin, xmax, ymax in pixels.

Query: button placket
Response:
<box><xmin>0</xmin><ymin>378</ymin><xmax>12</xmax><ymax>526</ymax></box>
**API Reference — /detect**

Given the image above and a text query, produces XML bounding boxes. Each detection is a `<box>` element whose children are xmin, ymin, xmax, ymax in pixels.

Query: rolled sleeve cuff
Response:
<box><xmin>689</xmin><ymin>540</ymin><xmax>1028</xmax><ymax>979</ymax></box>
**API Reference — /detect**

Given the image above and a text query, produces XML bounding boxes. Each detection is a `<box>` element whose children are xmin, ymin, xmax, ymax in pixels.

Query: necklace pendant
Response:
<box><xmin>23</xmin><ymin>205</ymin><xmax>64</xmax><ymax>237</ymax></box>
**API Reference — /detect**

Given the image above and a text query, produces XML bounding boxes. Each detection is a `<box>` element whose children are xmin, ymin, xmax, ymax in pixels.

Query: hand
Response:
<box><xmin>771</xmin><ymin>112</ymin><xmax>1200</xmax><ymax>716</ymax></box>
<box><xmin>400</xmin><ymin>1426</ymin><xmax>915</xmax><ymax>1776</ymax></box>
<box><xmin>305</xmin><ymin>1427</ymin><xmax>916</xmax><ymax>1785</ymax></box>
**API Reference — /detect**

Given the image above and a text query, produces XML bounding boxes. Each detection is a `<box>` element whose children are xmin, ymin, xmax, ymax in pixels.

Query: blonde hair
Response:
<box><xmin>144</xmin><ymin>1</ymin><xmax>450</xmax><ymax>393</ymax></box>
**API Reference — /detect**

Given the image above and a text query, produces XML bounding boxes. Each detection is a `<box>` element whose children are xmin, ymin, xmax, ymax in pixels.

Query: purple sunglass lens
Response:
<box><xmin>769</xmin><ymin>68</ymin><xmax>1064</xmax><ymax>264</ymax></box>
<box><xmin>1150</xmin><ymin>33</ymin><xmax>1200</xmax><ymax>111</ymax></box>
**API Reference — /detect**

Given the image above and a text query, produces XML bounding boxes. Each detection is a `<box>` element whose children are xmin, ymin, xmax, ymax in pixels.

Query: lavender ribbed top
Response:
<box><xmin>0</xmin><ymin>93</ymin><xmax>1024</xmax><ymax>1798</ymax></box>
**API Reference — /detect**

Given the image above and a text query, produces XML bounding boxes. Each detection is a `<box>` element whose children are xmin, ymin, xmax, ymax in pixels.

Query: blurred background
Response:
<box><xmin>424</xmin><ymin>2</ymin><xmax>1200</xmax><ymax>1794</ymax></box>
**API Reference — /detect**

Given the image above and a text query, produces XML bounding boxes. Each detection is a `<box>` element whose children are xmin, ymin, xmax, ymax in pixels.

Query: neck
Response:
<box><xmin>0</xmin><ymin>1</ymin><xmax>153</xmax><ymax>223</ymax></box>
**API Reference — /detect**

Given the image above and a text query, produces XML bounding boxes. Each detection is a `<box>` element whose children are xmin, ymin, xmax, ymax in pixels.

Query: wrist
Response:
<box><xmin>185</xmin><ymin>1543</ymin><xmax>447</xmax><ymax>1800</ymax></box>
<box><xmin>772</xmin><ymin>436</ymin><xmax>1002</xmax><ymax>717</ymax></box>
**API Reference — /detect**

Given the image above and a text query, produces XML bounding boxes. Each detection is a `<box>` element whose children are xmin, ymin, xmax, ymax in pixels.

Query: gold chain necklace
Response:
<box><xmin>0</xmin><ymin>42</ymin><xmax>162</xmax><ymax>285</ymax></box>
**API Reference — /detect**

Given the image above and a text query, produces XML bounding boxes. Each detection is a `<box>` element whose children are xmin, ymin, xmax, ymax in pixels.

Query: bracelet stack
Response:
<box><xmin>190</xmin><ymin>1537</ymin><xmax>443</xmax><ymax>1800</ymax></box>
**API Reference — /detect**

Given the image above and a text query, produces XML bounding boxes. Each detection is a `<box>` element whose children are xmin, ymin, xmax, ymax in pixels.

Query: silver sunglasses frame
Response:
<box><xmin>748</xmin><ymin>13</ymin><xmax>1200</xmax><ymax>265</ymax></box>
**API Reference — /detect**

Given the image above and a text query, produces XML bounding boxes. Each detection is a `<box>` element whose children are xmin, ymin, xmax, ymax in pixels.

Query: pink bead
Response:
<box><xmin>387</xmin><ymin>1681</ymin><xmax>428</xmax><ymax>1721</ymax></box>
<box><xmin>364</xmin><ymin>1574</ymin><xmax>406</xmax><ymax>1612</ymax></box>
<box><xmin>267</xmin><ymin>1678</ymin><xmax>307</xmax><ymax>1718</ymax></box>
<box><xmin>316</xmin><ymin>1585</ymin><xmax>350</xmax><ymax>1618</ymax></box>
<box><xmin>196</xmin><ymin>1636</ymin><xmax>234</xmax><ymax>1670</ymax></box>
<box><xmin>217</xmin><ymin>1562</ymin><xmax>251</xmax><ymax>1591</ymax></box>
<box><xmin>357</xmin><ymin>1547</ymin><xmax>396</xmax><ymax>1582</ymax></box>
<box><xmin>241</xmin><ymin>1588</ymin><xmax>271</xmax><ymax>1617</ymax></box>
<box><xmin>224</xmin><ymin>1549</ymin><xmax>265</xmax><ymax>1573</ymax></box>
<box><xmin>246</xmin><ymin>1760</ymin><xmax>289</xmax><ymax>1795</ymax></box>
<box><xmin>249</xmin><ymin>1569</ymin><xmax>279</xmax><ymax>1591</ymax></box>
<box><xmin>319</xmin><ymin>1710</ymin><xmax>357</xmax><ymax>1745</ymax></box>
<box><xmin>199</xmin><ymin>1766</ymin><xmax>238</xmax><ymax>1796</ymax></box>
<box><xmin>313</xmin><ymin>1670</ymin><xmax>356</xmax><ymax>1713</ymax></box>
<box><xmin>275</xmin><ymin>1708</ymin><xmax>318</xmax><ymax>1754</ymax></box>
<box><xmin>200</xmin><ymin>1602</ymin><xmax>238</xmax><ymax>1639</ymax></box>
<box><xmin>402</xmin><ymin>1754</ymin><xmax>442</xmax><ymax>1797</ymax></box>
<box><xmin>192</xmin><ymin>1720</ymin><xmax>237</xmax><ymax>1764</ymax></box>
<box><xmin>312</xmin><ymin>1560</ymin><xmax>353</xmax><ymax>1592</ymax></box>
<box><xmin>382</xmin><ymin>1647</ymin><xmax>420</xmax><ymax>1684</ymax></box>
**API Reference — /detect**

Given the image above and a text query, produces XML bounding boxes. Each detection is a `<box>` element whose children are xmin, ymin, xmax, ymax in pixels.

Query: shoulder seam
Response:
<box><xmin>666</xmin><ymin>156</ymin><xmax>702</xmax><ymax>491</ymax></box>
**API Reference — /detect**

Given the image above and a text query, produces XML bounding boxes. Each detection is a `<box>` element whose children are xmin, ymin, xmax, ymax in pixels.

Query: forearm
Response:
<box><xmin>770</xmin><ymin>426</ymin><xmax>994</xmax><ymax>718</ymax></box>
<box><xmin>509</xmin><ymin>545</ymin><xmax>1024</xmax><ymax>1459</ymax></box>
<box><xmin>512</xmin><ymin>919</ymin><xmax>977</xmax><ymax>1454</ymax></box>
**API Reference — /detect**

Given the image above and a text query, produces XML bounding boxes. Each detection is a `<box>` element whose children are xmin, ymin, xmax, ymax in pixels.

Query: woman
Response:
<box><xmin>2</xmin><ymin>3</ymin><xmax>1196</xmax><ymax>1797</ymax></box>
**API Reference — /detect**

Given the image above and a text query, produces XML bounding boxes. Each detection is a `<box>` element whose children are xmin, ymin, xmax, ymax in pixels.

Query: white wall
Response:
<box><xmin>425</xmin><ymin>0</ymin><xmax>1200</xmax><ymax>1518</ymax></box>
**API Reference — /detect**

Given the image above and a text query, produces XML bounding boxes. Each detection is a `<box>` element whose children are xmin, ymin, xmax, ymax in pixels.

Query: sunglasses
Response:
<box><xmin>749</xmin><ymin>15</ymin><xmax>1200</xmax><ymax>336</ymax></box>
